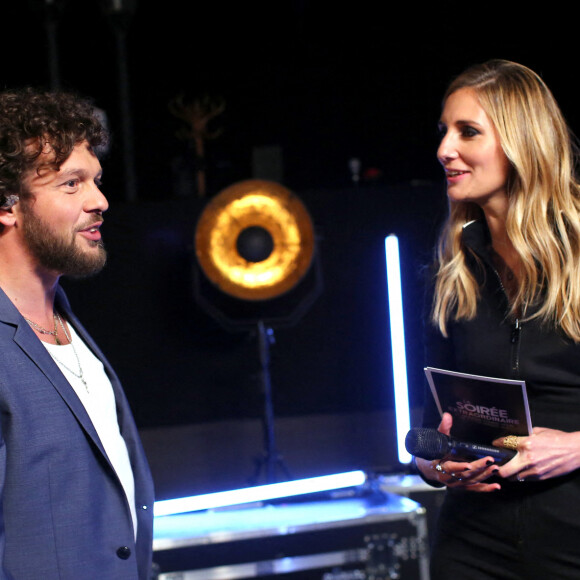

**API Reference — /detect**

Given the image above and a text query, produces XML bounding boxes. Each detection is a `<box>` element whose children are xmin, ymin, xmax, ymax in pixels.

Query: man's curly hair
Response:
<box><xmin>0</xmin><ymin>88</ymin><xmax>109</xmax><ymax>207</ymax></box>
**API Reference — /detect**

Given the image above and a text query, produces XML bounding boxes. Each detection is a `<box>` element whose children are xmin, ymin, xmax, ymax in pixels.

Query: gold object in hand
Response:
<box><xmin>503</xmin><ymin>435</ymin><xmax>520</xmax><ymax>451</ymax></box>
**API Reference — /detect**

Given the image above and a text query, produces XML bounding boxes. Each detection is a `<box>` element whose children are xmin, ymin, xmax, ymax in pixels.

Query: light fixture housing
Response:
<box><xmin>195</xmin><ymin>180</ymin><xmax>315</xmax><ymax>301</ymax></box>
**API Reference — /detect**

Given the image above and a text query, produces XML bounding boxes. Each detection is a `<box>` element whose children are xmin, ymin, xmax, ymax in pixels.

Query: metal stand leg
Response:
<box><xmin>250</xmin><ymin>320</ymin><xmax>291</xmax><ymax>485</ymax></box>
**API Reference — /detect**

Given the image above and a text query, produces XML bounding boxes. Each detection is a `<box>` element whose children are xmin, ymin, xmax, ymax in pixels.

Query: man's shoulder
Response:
<box><xmin>0</xmin><ymin>288</ymin><xmax>20</xmax><ymax>324</ymax></box>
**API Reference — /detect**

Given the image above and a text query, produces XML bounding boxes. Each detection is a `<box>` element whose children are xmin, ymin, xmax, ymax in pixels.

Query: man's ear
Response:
<box><xmin>0</xmin><ymin>194</ymin><xmax>20</xmax><ymax>227</ymax></box>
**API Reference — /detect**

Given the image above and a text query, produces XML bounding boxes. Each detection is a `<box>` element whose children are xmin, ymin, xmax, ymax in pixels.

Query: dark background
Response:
<box><xmin>2</xmin><ymin>1</ymin><xmax>578</xmax><ymax>495</ymax></box>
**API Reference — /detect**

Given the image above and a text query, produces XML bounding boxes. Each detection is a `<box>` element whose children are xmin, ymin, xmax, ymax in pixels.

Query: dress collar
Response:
<box><xmin>461</xmin><ymin>219</ymin><xmax>491</xmax><ymax>258</ymax></box>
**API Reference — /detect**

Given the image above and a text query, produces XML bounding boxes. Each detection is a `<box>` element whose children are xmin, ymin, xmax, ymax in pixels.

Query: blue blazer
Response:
<box><xmin>0</xmin><ymin>286</ymin><xmax>154</xmax><ymax>579</ymax></box>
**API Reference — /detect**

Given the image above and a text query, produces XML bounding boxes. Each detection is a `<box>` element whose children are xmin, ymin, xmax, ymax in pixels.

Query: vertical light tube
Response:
<box><xmin>385</xmin><ymin>235</ymin><xmax>411</xmax><ymax>464</ymax></box>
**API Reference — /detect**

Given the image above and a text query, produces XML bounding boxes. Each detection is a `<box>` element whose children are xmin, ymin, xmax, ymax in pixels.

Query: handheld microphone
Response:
<box><xmin>405</xmin><ymin>427</ymin><xmax>516</xmax><ymax>463</ymax></box>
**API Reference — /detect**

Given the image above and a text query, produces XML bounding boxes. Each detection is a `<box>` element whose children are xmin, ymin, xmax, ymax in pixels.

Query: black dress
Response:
<box><xmin>423</xmin><ymin>220</ymin><xmax>580</xmax><ymax>580</ymax></box>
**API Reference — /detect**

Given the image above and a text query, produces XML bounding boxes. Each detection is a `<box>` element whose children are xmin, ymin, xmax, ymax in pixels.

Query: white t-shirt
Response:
<box><xmin>43</xmin><ymin>325</ymin><xmax>137</xmax><ymax>538</ymax></box>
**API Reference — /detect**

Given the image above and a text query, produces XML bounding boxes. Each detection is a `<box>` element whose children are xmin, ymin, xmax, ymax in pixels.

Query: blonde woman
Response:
<box><xmin>415</xmin><ymin>60</ymin><xmax>580</xmax><ymax>578</ymax></box>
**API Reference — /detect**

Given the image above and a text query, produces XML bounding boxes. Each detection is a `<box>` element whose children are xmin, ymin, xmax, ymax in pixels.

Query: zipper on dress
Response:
<box><xmin>491</xmin><ymin>265</ymin><xmax>522</xmax><ymax>375</ymax></box>
<box><xmin>511</xmin><ymin>318</ymin><xmax>520</xmax><ymax>343</ymax></box>
<box><xmin>510</xmin><ymin>318</ymin><xmax>521</xmax><ymax>373</ymax></box>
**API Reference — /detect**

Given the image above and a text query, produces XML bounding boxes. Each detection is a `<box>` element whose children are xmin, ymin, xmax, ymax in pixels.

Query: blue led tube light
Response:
<box><xmin>154</xmin><ymin>470</ymin><xmax>367</xmax><ymax>517</ymax></box>
<box><xmin>385</xmin><ymin>235</ymin><xmax>411</xmax><ymax>464</ymax></box>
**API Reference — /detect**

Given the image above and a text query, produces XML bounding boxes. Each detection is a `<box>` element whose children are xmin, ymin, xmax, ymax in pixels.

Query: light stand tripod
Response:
<box><xmin>250</xmin><ymin>320</ymin><xmax>291</xmax><ymax>485</ymax></box>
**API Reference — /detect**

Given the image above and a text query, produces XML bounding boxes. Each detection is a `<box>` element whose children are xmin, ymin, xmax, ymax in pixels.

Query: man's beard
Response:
<box><xmin>21</xmin><ymin>204</ymin><xmax>107</xmax><ymax>279</ymax></box>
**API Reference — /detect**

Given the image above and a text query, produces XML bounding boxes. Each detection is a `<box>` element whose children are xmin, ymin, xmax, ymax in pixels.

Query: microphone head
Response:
<box><xmin>405</xmin><ymin>428</ymin><xmax>450</xmax><ymax>460</ymax></box>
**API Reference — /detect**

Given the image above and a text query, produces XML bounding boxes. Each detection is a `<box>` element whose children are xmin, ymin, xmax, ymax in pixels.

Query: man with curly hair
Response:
<box><xmin>0</xmin><ymin>88</ymin><xmax>154</xmax><ymax>579</ymax></box>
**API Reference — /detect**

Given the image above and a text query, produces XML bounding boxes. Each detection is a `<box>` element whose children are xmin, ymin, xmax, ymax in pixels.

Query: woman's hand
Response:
<box><xmin>415</xmin><ymin>413</ymin><xmax>502</xmax><ymax>492</ymax></box>
<box><xmin>493</xmin><ymin>428</ymin><xmax>580</xmax><ymax>482</ymax></box>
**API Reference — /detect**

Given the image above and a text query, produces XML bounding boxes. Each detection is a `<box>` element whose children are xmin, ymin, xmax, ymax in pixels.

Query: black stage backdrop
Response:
<box><xmin>62</xmin><ymin>182</ymin><xmax>446</xmax><ymax>431</ymax></box>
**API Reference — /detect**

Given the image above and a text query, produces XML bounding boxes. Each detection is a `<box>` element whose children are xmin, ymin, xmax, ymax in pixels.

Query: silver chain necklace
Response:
<box><xmin>24</xmin><ymin>314</ymin><xmax>62</xmax><ymax>345</ymax></box>
<box><xmin>47</xmin><ymin>313</ymin><xmax>89</xmax><ymax>394</ymax></box>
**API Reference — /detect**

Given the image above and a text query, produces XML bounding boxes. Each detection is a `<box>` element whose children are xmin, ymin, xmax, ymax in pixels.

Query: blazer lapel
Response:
<box><xmin>0</xmin><ymin>288</ymin><xmax>108</xmax><ymax>459</ymax></box>
<box><xmin>55</xmin><ymin>288</ymin><xmax>141</xmax><ymax>466</ymax></box>
<box><xmin>56</xmin><ymin>289</ymin><xmax>155</xmax><ymax>507</ymax></box>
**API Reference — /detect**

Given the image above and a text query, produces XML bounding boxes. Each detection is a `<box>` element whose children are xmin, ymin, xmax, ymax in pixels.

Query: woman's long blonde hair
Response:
<box><xmin>432</xmin><ymin>59</ymin><xmax>580</xmax><ymax>341</ymax></box>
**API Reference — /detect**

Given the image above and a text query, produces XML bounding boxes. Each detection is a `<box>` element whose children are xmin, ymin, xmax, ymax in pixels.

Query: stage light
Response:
<box><xmin>195</xmin><ymin>180</ymin><xmax>315</xmax><ymax>302</ymax></box>
<box><xmin>193</xmin><ymin>180</ymin><xmax>323</xmax><ymax>484</ymax></box>
<box><xmin>154</xmin><ymin>470</ymin><xmax>367</xmax><ymax>517</ymax></box>
<box><xmin>385</xmin><ymin>235</ymin><xmax>411</xmax><ymax>464</ymax></box>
